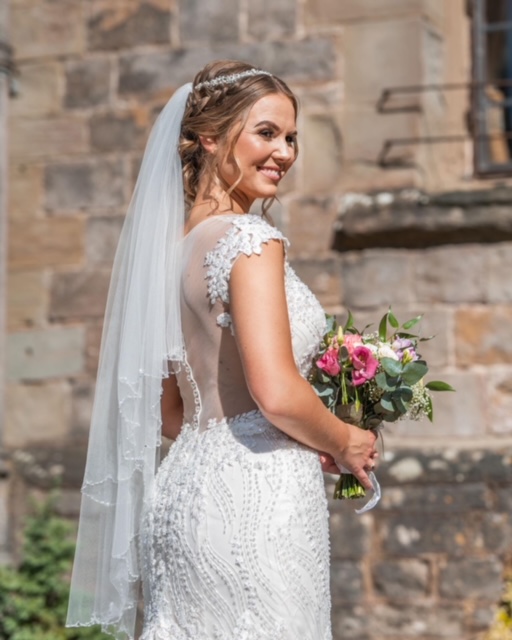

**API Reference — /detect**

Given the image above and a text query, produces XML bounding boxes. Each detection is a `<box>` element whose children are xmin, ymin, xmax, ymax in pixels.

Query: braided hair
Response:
<box><xmin>179</xmin><ymin>60</ymin><xmax>298</xmax><ymax>212</ymax></box>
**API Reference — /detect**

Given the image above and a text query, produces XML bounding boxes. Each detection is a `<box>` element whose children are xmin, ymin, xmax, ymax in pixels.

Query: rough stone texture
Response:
<box><xmin>341</xmin><ymin>250</ymin><xmax>414</xmax><ymax>309</ymax></box>
<box><xmin>286</xmin><ymin>197</ymin><xmax>338</xmax><ymax>258</ymax></box>
<box><xmin>8</xmin><ymin>163</ymin><xmax>44</xmax><ymax>220</ymax></box>
<box><xmin>290</xmin><ymin>257</ymin><xmax>343</xmax><ymax>308</ymax></box>
<box><xmin>415</xmin><ymin>244</ymin><xmax>487</xmax><ymax>304</ymax></box>
<box><xmin>439</xmin><ymin>557</ymin><xmax>503</xmax><ymax>601</ymax></box>
<box><xmin>487</xmin><ymin>242</ymin><xmax>512</xmax><ymax>303</ymax></box>
<box><xmin>330</xmin><ymin>561</ymin><xmax>364</xmax><ymax>603</ymax></box>
<box><xmin>7</xmin><ymin>271</ymin><xmax>48</xmax><ymax>330</ymax></box>
<box><xmin>86</xmin><ymin>217</ymin><xmax>124</xmax><ymax>265</ymax></box>
<box><xmin>247</xmin><ymin>0</ymin><xmax>297</xmax><ymax>40</ymax></box>
<box><xmin>4</xmin><ymin>381</ymin><xmax>72</xmax><ymax>448</ymax></box>
<box><xmin>373</xmin><ymin>559</ymin><xmax>430</xmax><ymax>600</ymax></box>
<box><xmin>329</xmin><ymin>509</ymin><xmax>371</xmax><ymax>559</ymax></box>
<box><xmin>70</xmin><ymin>381</ymin><xmax>93</xmax><ymax>437</ymax></box>
<box><xmin>486</xmin><ymin>369</ymin><xmax>512</xmax><ymax>435</ymax></box>
<box><xmin>9</xmin><ymin>61</ymin><xmax>61</xmax><ymax>118</ymax></box>
<box><xmin>86</xmin><ymin>321</ymin><xmax>103</xmax><ymax>376</ymax></box>
<box><xmin>6</xmin><ymin>326</ymin><xmax>85</xmax><ymax>381</ymax></box>
<box><xmin>90</xmin><ymin>109</ymin><xmax>147</xmax><ymax>152</ymax></box>
<box><xmin>455</xmin><ymin>305</ymin><xmax>512</xmax><ymax>366</ymax></box>
<box><xmin>45</xmin><ymin>159</ymin><xmax>126</xmax><ymax>211</ymax></box>
<box><xmin>65</xmin><ymin>58</ymin><xmax>111</xmax><ymax>109</ymax></box>
<box><xmin>368</xmin><ymin>604</ymin><xmax>465</xmax><ymax>637</ymax></box>
<box><xmin>50</xmin><ymin>270</ymin><xmax>111</xmax><ymax>320</ymax></box>
<box><xmin>88</xmin><ymin>2</ymin><xmax>172</xmax><ymax>51</ymax></box>
<box><xmin>10</xmin><ymin>116</ymin><xmax>88</xmax><ymax>160</ymax></box>
<box><xmin>11</xmin><ymin>0</ymin><xmax>85</xmax><ymax>59</ymax></box>
<box><xmin>119</xmin><ymin>38</ymin><xmax>336</xmax><ymax>96</ymax></box>
<box><xmin>180</xmin><ymin>0</ymin><xmax>239</xmax><ymax>43</ymax></box>
<box><xmin>302</xmin><ymin>114</ymin><xmax>343</xmax><ymax>193</ymax></box>
<box><xmin>305</xmin><ymin>0</ymin><xmax>443</xmax><ymax>26</ymax></box>
<box><xmin>9</xmin><ymin>217</ymin><xmax>85</xmax><ymax>270</ymax></box>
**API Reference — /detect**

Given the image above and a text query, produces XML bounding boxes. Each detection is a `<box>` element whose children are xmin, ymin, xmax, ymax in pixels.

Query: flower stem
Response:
<box><xmin>333</xmin><ymin>473</ymin><xmax>367</xmax><ymax>500</ymax></box>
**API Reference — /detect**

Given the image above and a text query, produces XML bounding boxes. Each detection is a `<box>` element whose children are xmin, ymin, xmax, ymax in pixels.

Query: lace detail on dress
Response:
<box><xmin>204</xmin><ymin>214</ymin><xmax>288</xmax><ymax>306</ymax></box>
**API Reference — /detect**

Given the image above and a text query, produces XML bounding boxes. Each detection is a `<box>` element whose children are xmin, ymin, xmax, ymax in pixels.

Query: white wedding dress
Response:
<box><xmin>140</xmin><ymin>214</ymin><xmax>332</xmax><ymax>640</ymax></box>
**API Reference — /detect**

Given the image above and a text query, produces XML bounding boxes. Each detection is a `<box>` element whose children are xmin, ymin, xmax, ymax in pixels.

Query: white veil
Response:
<box><xmin>66</xmin><ymin>83</ymin><xmax>192</xmax><ymax>640</ymax></box>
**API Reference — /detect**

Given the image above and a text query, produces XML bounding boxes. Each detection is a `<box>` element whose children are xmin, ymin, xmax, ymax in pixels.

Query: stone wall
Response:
<box><xmin>3</xmin><ymin>1</ymin><xmax>512</xmax><ymax>638</ymax></box>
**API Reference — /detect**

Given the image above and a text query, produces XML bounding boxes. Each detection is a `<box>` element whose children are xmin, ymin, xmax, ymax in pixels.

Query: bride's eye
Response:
<box><xmin>286</xmin><ymin>135</ymin><xmax>297</xmax><ymax>146</ymax></box>
<box><xmin>258</xmin><ymin>129</ymin><xmax>274</xmax><ymax>139</ymax></box>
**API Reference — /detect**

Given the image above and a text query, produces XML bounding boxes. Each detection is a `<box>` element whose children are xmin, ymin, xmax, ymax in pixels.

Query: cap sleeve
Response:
<box><xmin>204</xmin><ymin>214</ymin><xmax>288</xmax><ymax>306</ymax></box>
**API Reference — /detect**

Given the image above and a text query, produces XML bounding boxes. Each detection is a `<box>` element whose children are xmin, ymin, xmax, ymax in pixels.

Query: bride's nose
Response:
<box><xmin>272</xmin><ymin>136</ymin><xmax>293</xmax><ymax>162</ymax></box>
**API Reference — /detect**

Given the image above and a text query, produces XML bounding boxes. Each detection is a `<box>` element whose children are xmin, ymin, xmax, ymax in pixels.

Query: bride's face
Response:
<box><xmin>217</xmin><ymin>93</ymin><xmax>297</xmax><ymax>207</ymax></box>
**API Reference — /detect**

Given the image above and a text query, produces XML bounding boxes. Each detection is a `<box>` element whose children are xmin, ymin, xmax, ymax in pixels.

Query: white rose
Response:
<box><xmin>377</xmin><ymin>344</ymin><xmax>400</xmax><ymax>360</ymax></box>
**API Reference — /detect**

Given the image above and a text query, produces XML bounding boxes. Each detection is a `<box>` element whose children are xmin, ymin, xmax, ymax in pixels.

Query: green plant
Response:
<box><xmin>0</xmin><ymin>496</ymin><xmax>110</xmax><ymax>640</ymax></box>
<box><xmin>485</xmin><ymin>571</ymin><xmax>512</xmax><ymax>640</ymax></box>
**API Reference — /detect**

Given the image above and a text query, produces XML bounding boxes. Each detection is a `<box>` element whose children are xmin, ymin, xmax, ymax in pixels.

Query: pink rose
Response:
<box><xmin>351</xmin><ymin>346</ymin><xmax>379</xmax><ymax>386</ymax></box>
<box><xmin>316</xmin><ymin>347</ymin><xmax>341</xmax><ymax>376</ymax></box>
<box><xmin>343</xmin><ymin>333</ymin><xmax>363</xmax><ymax>357</ymax></box>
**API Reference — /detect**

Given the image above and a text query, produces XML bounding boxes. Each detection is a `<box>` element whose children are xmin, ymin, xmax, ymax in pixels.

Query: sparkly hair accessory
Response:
<box><xmin>195</xmin><ymin>68</ymin><xmax>272</xmax><ymax>91</ymax></box>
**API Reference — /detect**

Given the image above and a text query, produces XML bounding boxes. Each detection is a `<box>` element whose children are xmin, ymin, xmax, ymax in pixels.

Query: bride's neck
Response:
<box><xmin>191</xmin><ymin>184</ymin><xmax>253</xmax><ymax>217</ymax></box>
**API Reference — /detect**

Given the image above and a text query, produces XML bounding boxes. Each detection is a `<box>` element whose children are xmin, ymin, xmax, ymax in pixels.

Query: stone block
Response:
<box><xmin>88</xmin><ymin>2</ymin><xmax>172</xmax><ymax>50</ymax></box>
<box><xmin>7</xmin><ymin>271</ymin><xmax>48</xmax><ymax>330</ymax></box>
<box><xmin>8</xmin><ymin>163</ymin><xmax>44</xmax><ymax>220</ymax></box>
<box><xmin>55</xmin><ymin>489</ymin><xmax>82</xmax><ymax>518</ymax></box>
<box><xmin>415</xmin><ymin>244</ymin><xmax>487</xmax><ymax>304</ymax></box>
<box><xmin>305</xmin><ymin>0</ymin><xmax>443</xmax><ymax>26</ymax></box>
<box><xmin>496</xmin><ymin>486</ymin><xmax>512</xmax><ymax>512</ymax></box>
<box><xmin>373</xmin><ymin>559</ymin><xmax>430</xmax><ymax>600</ymax></box>
<box><xmin>86</xmin><ymin>217</ymin><xmax>124</xmax><ymax>265</ymax></box>
<box><xmin>119</xmin><ymin>38</ymin><xmax>336</xmax><ymax>96</ymax></box>
<box><xmin>44</xmin><ymin>159</ymin><xmax>126</xmax><ymax>212</ymax></box>
<box><xmin>329</xmin><ymin>509</ymin><xmax>371</xmax><ymax>559</ymax></box>
<box><xmin>65</xmin><ymin>58</ymin><xmax>111</xmax><ymax>109</ymax></box>
<box><xmin>247</xmin><ymin>0</ymin><xmax>296</xmax><ymax>40</ymax></box>
<box><xmin>439</xmin><ymin>557</ymin><xmax>503</xmax><ymax>601</ymax></box>
<box><xmin>289</xmin><ymin>257</ymin><xmax>343</xmax><ymax>308</ymax></box>
<box><xmin>4</xmin><ymin>381</ymin><xmax>72</xmax><ymax>448</ymax></box>
<box><xmin>71</xmin><ymin>381</ymin><xmax>93</xmax><ymax>437</ymax></box>
<box><xmin>10</xmin><ymin>61</ymin><xmax>61</xmax><ymax>118</ymax></box>
<box><xmin>331</xmin><ymin>604</ymin><xmax>369</xmax><ymax>639</ymax></box>
<box><xmin>388</xmin><ymin>371</ymin><xmax>486</xmax><ymax>439</ymax></box>
<box><xmin>487</xmin><ymin>243</ymin><xmax>512</xmax><ymax>302</ymax></box>
<box><xmin>10</xmin><ymin>117</ymin><xmax>88</xmax><ymax>160</ymax></box>
<box><xmin>6</xmin><ymin>326</ymin><xmax>85</xmax><ymax>381</ymax></box>
<box><xmin>486</xmin><ymin>369</ymin><xmax>512</xmax><ymax>435</ymax></box>
<box><xmin>368</xmin><ymin>604</ymin><xmax>464</xmax><ymax>637</ymax></box>
<box><xmin>455</xmin><ymin>305</ymin><xmax>512</xmax><ymax>366</ymax></box>
<box><xmin>9</xmin><ymin>217</ymin><xmax>85</xmax><ymax>270</ymax></box>
<box><xmin>180</xmin><ymin>0</ymin><xmax>238</xmax><ymax>43</ymax></box>
<box><xmin>90</xmin><ymin>109</ymin><xmax>147</xmax><ymax>152</ymax></box>
<box><xmin>381</xmin><ymin>513</ymin><xmax>479</xmax><ymax>557</ymax></box>
<box><xmin>302</xmin><ymin>115</ymin><xmax>342</xmax><ymax>193</ymax></box>
<box><xmin>341</xmin><ymin>250</ymin><xmax>414</xmax><ymax>309</ymax></box>
<box><xmin>50</xmin><ymin>270</ymin><xmax>111</xmax><ymax>320</ymax></box>
<box><xmin>11</xmin><ymin>0</ymin><xmax>85</xmax><ymax>60</ymax></box>
<box><xmin>378</xmin><ymin>483</ymin><xmax>490</xmax><ymax>513</ymax></box>
<box><xmin>343</xmin><ymin>19</ymin><xmax>424</xmax><ymax>106</ymax></box>
<box><xmin>86</xmin><ymin>322</ymin><xmax>103</xmax><ymax>376</ymax></box>
<box><xmin>286</xmin><ymin>197</ymin><xmax>338</xmax><ymax>258</ymax></box>
<box><xmin>482</xmin><ymin>513</ymin><xmax>512</xmax><ymax>555</ymax></box>
<box><xmin>330</xmin><ymin>561</ymin><xmax>364</xmax><ymax>603</ymax></box>
<box><xmin>0</xmin><ymin>480</ymin><xmax>9</xmax><ymax>552</ymax></box>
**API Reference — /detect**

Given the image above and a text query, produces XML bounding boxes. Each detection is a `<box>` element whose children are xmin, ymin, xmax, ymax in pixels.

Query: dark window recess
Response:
<box><xmin>472</xmin><ymin>0</ymin><xmax>512</xmax><ymax>175</ymax></box>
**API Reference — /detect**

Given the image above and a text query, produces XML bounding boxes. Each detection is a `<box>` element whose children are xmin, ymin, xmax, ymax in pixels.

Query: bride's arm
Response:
<box><xmin>229</xmin><ymin>239</ymin><xmax>376</xmax><ymax>490</ymax></box>
<box><xmin>161</xmin><ymin>375</ymin><xmax>184</xmax><ymax>440</ymax></box>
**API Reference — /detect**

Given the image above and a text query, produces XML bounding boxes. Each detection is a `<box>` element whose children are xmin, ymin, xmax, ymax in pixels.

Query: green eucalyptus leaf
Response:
<box><xmin>375</xmin><ymin>371</ymin><xmax>400</xmax><ymax>391</ymax></box>
<box><xmin>344</xmin><ymin>309</ymin><xmax>354</xmax><ymax>330</ymax></box>
<box><xmin>402</xmin><ymin>315</ymin><xmax>422</xmax><ymax>330</ymax></box>
<box><xmin>397</xmin><ymin>385</ymin><xmax>413</xmax><ymax>402</ymax></box>
<box><xmin>401</xmin><ymin>362</ymin><xmax>428</xmax><ymax>386</ymax></box>
<box><xmin>379</xmin><ymin>394</ymin><xmax>395</xmax><ymax>413</ymax></box>
<box><xmin>381</xmin><ymin>357</ymin><xmax>403</xmax><ymax>377</ymax></box>
<box><xmin>378</xmin><ymin>312</ymin><xmax>388</xmax><ymax>341</ymax></box>
<box><xmin>426</xmin><ymin>395</ymin><xmax>433</xmax><ymax>421</ymax></box>
<box><xmin>388</xmin><ymin>310</ymin><xmax>399</xmax><ymax>328</ymax></box>
<box><xmin>425</xmin><ymin>380</ymin><xmax>456</xmax><ymax>392</ymax></box>
<box><xmin>392</xmin><ymin>395</ymin><xmax>407</xmax><ymax>415</ymax></box>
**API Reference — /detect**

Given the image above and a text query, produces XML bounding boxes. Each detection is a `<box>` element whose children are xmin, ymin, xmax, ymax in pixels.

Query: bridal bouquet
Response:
<box><xmin>309</xmin><ymin>309</ymin><xmax>454</xmax><ymax>500</ymax></box>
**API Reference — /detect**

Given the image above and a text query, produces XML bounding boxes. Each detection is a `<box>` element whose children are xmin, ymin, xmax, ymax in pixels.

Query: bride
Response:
<box><xmin>67</xmin><ymin>60</ymin><xmax>378</xmax><ymax>640</ymax></box>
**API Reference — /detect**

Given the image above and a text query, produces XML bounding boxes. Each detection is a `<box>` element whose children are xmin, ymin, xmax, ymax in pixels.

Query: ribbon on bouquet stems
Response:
<box><xmin>336</xmin><ymin>464</ymin><xmax>382</xmax><ymax>514</ymax></box>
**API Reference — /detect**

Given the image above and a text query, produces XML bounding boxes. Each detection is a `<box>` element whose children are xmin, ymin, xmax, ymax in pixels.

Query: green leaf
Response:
<box><xmin>344</xmin><ymin>309</ymin><xmax>354</xmax><ymax>330</ymax></box>
<box><xmin>397</xmin><ymin>385</ymin><xmax>413</xmax><ymax>402</ymax></box>
<box><xmin>401</xmin><ymin>362</ymin><xmax>428</xmax><ymax>386</ymax></box>
<box><xmin>426</xmin><ymin>395</ymin><xmax>433</xmax><ymax>421</ymax></box>
<box><xmin>402</xmin><ymin>315</ymin><xmax>422</xmax><ymax>330</ymax></box>
<box><xmin>388</xmin><ymin>309</ymin><xmax>399</xmax><ymax>328</ymax></box>
<box><xmin>379</xmin><ymin>394</ymin><xmax>395</xmax><ymax>413</ymax></box>
<box><xmin>425</xmin><ymin>380</ymin><xmax>456</xmax><ymax>392</ymax></box>
<box><xmin>381</xmin><ymin>357</ymin><xmax>403</xmax><ymax>377</ymax></box>
<box><xmin>378</xmin><ymin>312</ymin><xmax>388</xmax><ymax>341</ymax></box>
<box><xmin>325</xmin><ymin>314</ymin><xmax>336</xmax><ymax>334</ymax></box>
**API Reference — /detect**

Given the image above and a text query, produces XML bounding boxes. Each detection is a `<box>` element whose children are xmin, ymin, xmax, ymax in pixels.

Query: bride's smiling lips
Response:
<box><xmin>257</xmin><ymin>165</ymin><xmax>284</xmax><ymax>182</ymax></box>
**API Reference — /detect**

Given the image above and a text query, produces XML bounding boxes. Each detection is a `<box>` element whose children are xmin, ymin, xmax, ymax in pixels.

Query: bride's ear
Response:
<box><xmin>199</xmin><ymin>135</ymin><xmax>218</xmax><ymax>154</ymax></box>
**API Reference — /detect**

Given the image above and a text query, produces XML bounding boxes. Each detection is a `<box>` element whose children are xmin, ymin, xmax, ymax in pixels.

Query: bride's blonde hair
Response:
<box><xmin>179</xmin><ymin>60</ymin><xmax>299</xmax><ymax>212</ymax></box>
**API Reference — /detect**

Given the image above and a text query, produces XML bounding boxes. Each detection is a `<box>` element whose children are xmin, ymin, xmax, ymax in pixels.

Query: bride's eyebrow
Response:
<box><xmin>253</xmin><ymin>119</ymin><xmax>298</xmax><ymax>135</ymax></box>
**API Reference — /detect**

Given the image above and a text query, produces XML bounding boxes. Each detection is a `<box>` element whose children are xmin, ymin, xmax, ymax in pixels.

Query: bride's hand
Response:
<box><xmin>319</xmin><ymin>452</ymin><xmax>341</xmax><ymax>474</ymax></box>
<box><xmin>335</xmin><ymin>424</ymin><xmax>378</xmax><ymax>490</ymax></box>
